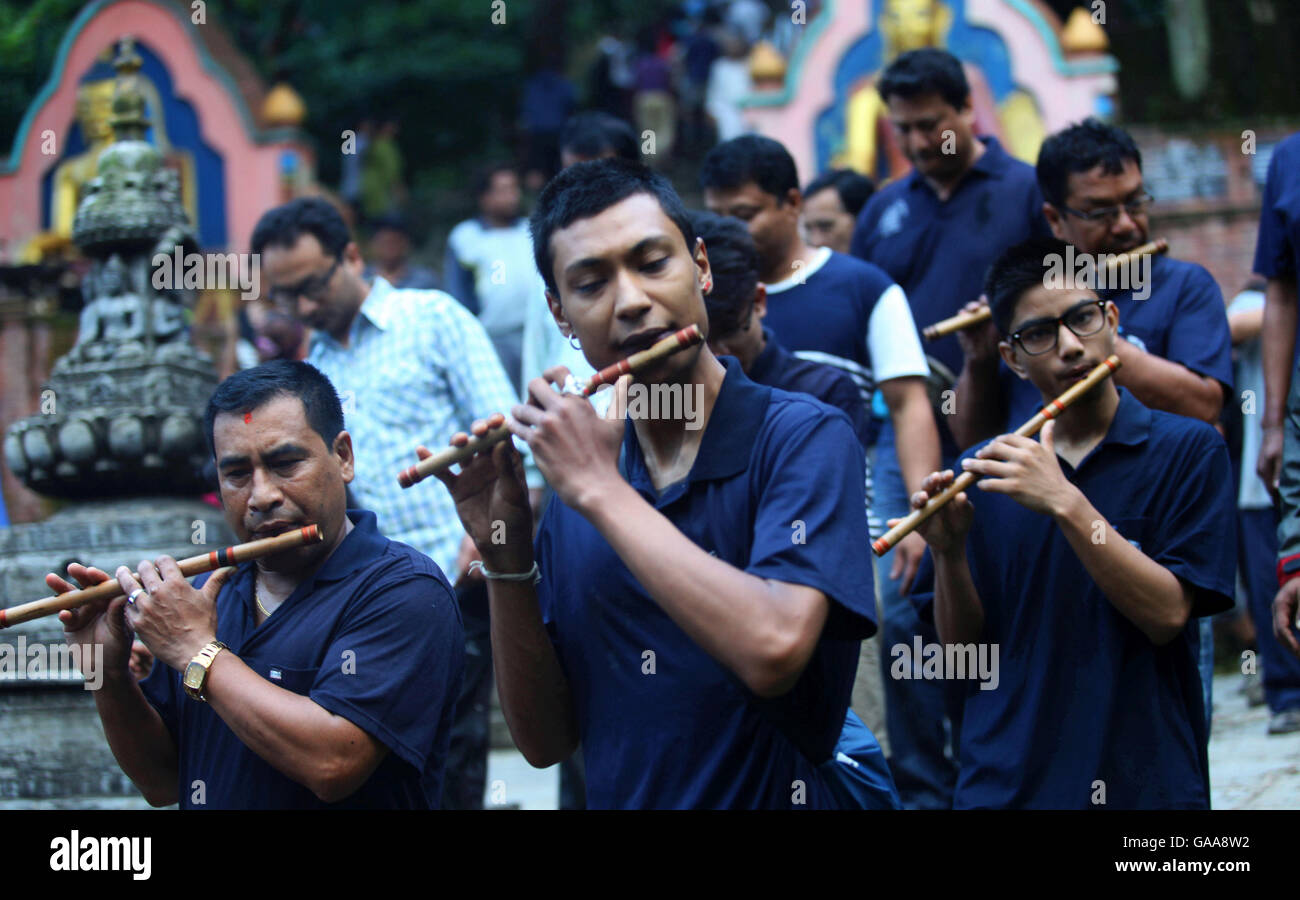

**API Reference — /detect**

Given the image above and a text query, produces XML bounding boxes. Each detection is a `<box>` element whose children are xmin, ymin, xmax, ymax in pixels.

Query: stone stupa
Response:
<box><xmin>0</xmin><ymin>37</ymin><xmax>234</xmax><ymax>808</ymax></box>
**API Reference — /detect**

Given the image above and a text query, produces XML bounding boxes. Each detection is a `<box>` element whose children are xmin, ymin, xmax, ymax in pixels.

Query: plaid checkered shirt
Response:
<box><xmin>307</xmin><ymin>277</ymin><xmax>539</xmax><ymax>578</ymax></box>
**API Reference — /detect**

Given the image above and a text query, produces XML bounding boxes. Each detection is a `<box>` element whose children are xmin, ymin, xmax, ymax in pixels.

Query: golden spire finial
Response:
<box><xmin>109</xmin><ymin>35</ymin><xmax>150</xmax><ymax>139</ymax></box>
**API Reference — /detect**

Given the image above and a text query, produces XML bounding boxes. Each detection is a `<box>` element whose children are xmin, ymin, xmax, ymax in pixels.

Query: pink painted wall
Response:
<box><xmin>745</xmin><ymin>1</ymin><xmax>876</xmax><ymax>185</ymax></box>
<box><xmin>0</xmin><ymin>0</ymin><xmax>311</xmax><ymax>254</ymax></box>
<box><xmin>966</xmin><ymin>0</ymin><xmax>1114</xmax><ymax>135</ymax></box>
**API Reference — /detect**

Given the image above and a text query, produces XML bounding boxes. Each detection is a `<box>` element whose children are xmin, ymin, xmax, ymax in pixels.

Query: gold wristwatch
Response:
<box><xmin>182</xmin><ymin>641</ymin><xmax>227</xmax><ymax>701</ymax></box>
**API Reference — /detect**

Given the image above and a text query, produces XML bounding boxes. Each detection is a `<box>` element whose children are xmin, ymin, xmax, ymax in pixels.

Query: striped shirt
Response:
<box><xmin>308</xmin><ymin>277</ymin><xmax>538</xmax><ymax>578</ymax></box>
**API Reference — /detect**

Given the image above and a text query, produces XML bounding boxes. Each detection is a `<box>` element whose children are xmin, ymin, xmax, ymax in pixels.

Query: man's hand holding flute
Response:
<box><xmin>421</xmin><ymin>364</ymin><xmax>625</xmax><ymax>768</ymax></box>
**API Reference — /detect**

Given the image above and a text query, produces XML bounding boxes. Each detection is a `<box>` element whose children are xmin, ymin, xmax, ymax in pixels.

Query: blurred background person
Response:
<box><xmin>726</xmin><ymin>0</ymin><xmax>769</xmax><ymax>46</ymax></box>
<box><xmin>364</xmin><ymin>213</ymin><xmax>440</xmax><ymax>291</ymax></box>
<box><xmin>445</xmin><ymin>163</ymin><xmax>535</xmax><ymax>389</ymax></box>
<box><xmin>359</xmin><ymin>117</ymin><xmax>405</xmax><ymax>223</ymax></box>
<box><xmin>706</xmin><ymin>27</ymin><xmax>753</xmax><ymax>142</ymax></box>
<box><xmin>802</xmin><ymin>169</ymin><xmax>876</xmax><ymax>255</ymax></box>
<box><xmin>1228</xmin><ymin>278</ymin><xmax>1300</xmax><ymax>734</ymax></box>
<box><xmin>558</xmin><ymin>110</ymin><xmax>640</xmax><ymax>170</ymax></box>
<box><xmin>587</xmin><ymin>30</ymin><xmax>634</xmax><ymax>119</ymax></box>
<box><xmin>632</xmin><ymin>26</ymin><xmax>676</xmax><ymax>168</ymax></box>
<box><xmin>678</xmin><ymin>7</ymin><xmax>721</xmax><ymax>155</ymax></box>
<box><xmin>521</xmin><ymin>55</ymin><xmax>577</xmax><ymax>191</ymax></box>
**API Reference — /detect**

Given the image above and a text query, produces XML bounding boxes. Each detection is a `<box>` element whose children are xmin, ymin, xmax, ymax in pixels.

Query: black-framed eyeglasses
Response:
<box><xmin>1010</xmin><ymin>299</ymin><xmax>1109</xmax><ymax>355</ymax></box>
<box><xmin>267</xmin><ymin>258</ymin><xmax>340</xmax><ymax>308</ymax></box>
<box><xmin>1061</xmin><ymin>191</ymin><xmax>1154</xmax><ymax>226</ymax></box>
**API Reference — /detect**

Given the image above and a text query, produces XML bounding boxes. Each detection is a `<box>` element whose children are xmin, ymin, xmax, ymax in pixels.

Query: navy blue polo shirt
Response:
<box><xmin>1254</xmin><ymin>132</ymin><xmax>1300</xmax><ymax>366</ymax></box>
<box><xmin>140</xmin><ymin>509</ymin><xmax>465</xmax><ymax>809</ymax></box>
<box><xmin>1255</xmin><ymin>132</ymin><xmax>1300</xmax><ymax>283</ymax></box>
<box><xmin>534</xmin><ymin>356</ymin><xmax>878</xmax><ymax>809</ymax></box>
<box><xmin>746</xmin><ymin>327</ymin><xmax>874</xmax><ymax>449</ymax></box>
<box><xmin>911</xmin><ymin>389</ymin><xmax>1235</xmax><ymax>809</ymax></box>
<box><xmin>851</xmin><ymin>136</ymin><xmax>1050</xmax><ymax>378</ymax></box>
<box><xmin>1001</xmin><ymin>254</ymin><xmax>1234</xmax><ymax>428</ymax></box>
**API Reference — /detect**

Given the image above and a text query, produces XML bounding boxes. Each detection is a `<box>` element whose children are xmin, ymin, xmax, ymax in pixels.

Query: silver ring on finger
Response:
<box><xmin>127</xmin><ymin>588</ymin><xmax>148</xmax><ymax>605</ymax></box>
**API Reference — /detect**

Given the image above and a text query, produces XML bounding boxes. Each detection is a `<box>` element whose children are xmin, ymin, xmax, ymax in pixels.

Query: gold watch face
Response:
<box><xmin>183</xmin><ymin>660</ymin><xmax>205</xmax><ymax>691</ymax></box>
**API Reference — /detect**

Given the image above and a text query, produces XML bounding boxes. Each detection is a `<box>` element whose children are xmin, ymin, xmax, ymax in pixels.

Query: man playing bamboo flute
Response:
<box><xmin>423</xmin><ymin>159</ymin><xmax>898</xmax><ymax>808</ymax></box>
<box><xmin>908</xmin><ymin>238</ymin><xmax>1235</xmax><ymax>808</ymax></box>
<box><xmin>48</xmin><ymin>361</ymin><xmax>464</xmax><ymax>808</ymax></box>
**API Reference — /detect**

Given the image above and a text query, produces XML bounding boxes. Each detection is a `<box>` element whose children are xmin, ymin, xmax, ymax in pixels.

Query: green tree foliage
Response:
<box><xmin>0</xmin><ymin>0</ymin><xmax>670</xmax><ymax>187</ymax></box>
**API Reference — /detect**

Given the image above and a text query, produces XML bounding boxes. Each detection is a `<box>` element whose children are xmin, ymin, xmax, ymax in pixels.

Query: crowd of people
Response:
<box><xmin>48</xmin><ymin>44</ymin><xmax>1300</xmax><ymax>810</ymax></box>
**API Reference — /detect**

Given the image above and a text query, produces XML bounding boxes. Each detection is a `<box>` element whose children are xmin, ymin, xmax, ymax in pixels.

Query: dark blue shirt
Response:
<box><xmin>851</xmin><ymin>136</ymin><xmax>1051</xmax><ymax>378</ymax></box>
<box><xmin>912</xmin><ymin>389</ymin><xmax>1235</xmax><ymax>809</ymax></box>
<box><xmin>746</xmin><ymin>327</ymin><xmax>874</xmax><ymax>449</ymax></box>
<box><xmin>1001</xmin><ymin>254</ymin><xmax>1234</xmax><ymax>428</ymax></box>
<box><xmin>141</xmin><ymin>509</ymin><xmax>465</xmax><ymax>809</ymax></box>
<box><xmin>534</xmin><ymin>357</ymin><xmax>877</xmax><ymax>809</ymax></box>
<box><xmin>1255</xmin><ymin>132</ymin><xmax>1300</xmax><ymax>282</ymax></box>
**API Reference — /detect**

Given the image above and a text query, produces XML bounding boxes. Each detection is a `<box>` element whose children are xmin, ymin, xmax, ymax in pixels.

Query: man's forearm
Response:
<box><xmin>1262</xmin><ymin>276</ymin><xmax>1298</xmax><ymax>426</ymax></box>
<box><xmin>201</xmin><ymin>653</ymin><xmax>387</xmax><ymax>802</ymax></box>
<box><xmin>94</xmin><ymin>672</ymin><xmax>179</xmax><ymax>806</ymax></box>
<box><xmin>951</xmin><ymin>360</ymin><xmax>1005</xmax><ymax>449</ymax></box>
<box><xmin>583</xmin><ymin>480</ymin><xmax>828</xmax><ymax>698</ymax></box>
<box><xmin>486</xmin><ymin>577</ymin><xmax>580</xmax><ymax>768</ymax></box>
<box><xmin>1112</xmin><ymin>340</ymin><xmax>1223</xmax><ymax>423</ymax></box>
<box><xmin>882</xmin><ymin>377</ymin><xmax>942</xmax><ymax>491</ymax></box>
<box><xmin>1053</xmin><ymin>490</ymin><xmax>1192</xmax><ymax>645</ymax></box>
<box><xmin>931</xmin><ymin>548</ymin><xmax>985</xmax><ymax>646</ymax></box>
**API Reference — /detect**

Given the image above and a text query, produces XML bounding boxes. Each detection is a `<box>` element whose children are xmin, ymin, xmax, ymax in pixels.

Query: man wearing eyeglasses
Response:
<box><xmin>950</xmin><ymin>120</ymin><xmax>1233</xmax><ymax>730</ymax></box>
<box><xmin>951</xmin><ymin>119</ymin><xmax>1233</xmax><ymax>448</ymax></box>
<box><xmin>908</xmin><ymin>238</ymin><xmax>1234</xmax><ymax>808</ymax></box>
<box><xmin>251</xmin><ymin>197</ymin><xmax>541</xmax><ymax>809</ymax></box>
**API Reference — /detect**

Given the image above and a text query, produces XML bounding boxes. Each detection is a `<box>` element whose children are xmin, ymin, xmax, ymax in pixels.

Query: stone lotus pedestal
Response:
<box><xmin>0</xmin><ymin>498</ymin><xmax>233</xmax><ymax>807</ymax></box>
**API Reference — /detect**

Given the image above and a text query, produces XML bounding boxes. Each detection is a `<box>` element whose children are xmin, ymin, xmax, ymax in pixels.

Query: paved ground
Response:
<box><xmin>1209</xmin><ymin>671</ymin><xmax>1300</xmax><ymax>809</ymax></box>
<box><xmin>483</xmin><ymin>670</ymin><xmax>1300</xmax><ymax>810</ymax></box>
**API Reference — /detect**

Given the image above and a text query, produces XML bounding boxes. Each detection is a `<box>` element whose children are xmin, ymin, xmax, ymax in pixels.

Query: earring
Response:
<box><xmin>702</xmin><ymin>278</ymin><xmax>713</xmax><ymax>294</ymax></box>
<box><xmin>567</xmin><ymin>334</ymin><xmax>581</xmax><ymax>350</ymax></box>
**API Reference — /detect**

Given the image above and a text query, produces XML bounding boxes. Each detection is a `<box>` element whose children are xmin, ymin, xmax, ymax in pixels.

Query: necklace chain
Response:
<box><xmin>254</xmin><ymin>575</ymin><xmax>272</xmax><ymax>618</ymax></box>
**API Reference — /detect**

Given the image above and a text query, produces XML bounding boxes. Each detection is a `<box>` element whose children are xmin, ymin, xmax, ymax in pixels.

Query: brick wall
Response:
<box><xmin>1136</xmin><ymin>124</ymin><xmax>1299</xmax><ymax>302</ymax></box>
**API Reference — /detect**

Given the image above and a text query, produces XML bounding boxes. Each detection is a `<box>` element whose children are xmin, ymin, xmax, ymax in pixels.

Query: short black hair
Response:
<box><xmin>803</xmin><ymin>169</ymin><xmax>875</xmax><ymax>218</ymax></box>
<box><xmin>203</xmin><ymin>360</ymin><xmax>344</xmax><ymax>459</ymax></box>
<box><xmin>984</xmin><ymin>237</ymin><xmax>1078</xmax><ymax>335</ymax></box>
<box><xmin>251</xmin><ymin>197</ymin><xmax>352</xmax><ymax>259</ymax></box>
<box><xmin>877</xmin><ymin>48</ymin><xmax>970</xmax><ymax>110</ymax></box>
<box><xmin>560</xmin><ymin>112</ymin><xmax>640</xmax><ymax>163</ymax></box>
<box><xmin>473</xmin><ymin>163</ymin><xmax>518</xmax><ymax>200</ymax></box>
<box><xmin>1036</xmin><ymin>118</ymin><xmax>1143</xmax><ymax>209</ymax></box>
<box><xmin>690</xmin><ymin>210</ymin><xmax>759</xmax><ymax>336</ymax></box>
<box><xmin>699</xmin><ymin>135</ymin><xmax>800</xmax><ymax>201</ymax></box>
<box><xmin>530</xmin><ymin>158</ymin><xmax>695</xmax><ymax>294</ymax></box>
<box><xmin>368</xmin><ymin>212</ymin><xmax>413</xmax><ymax>238</ymax></box>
